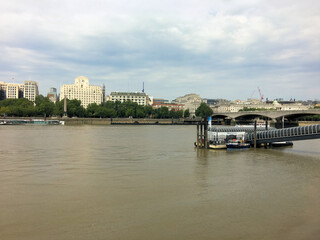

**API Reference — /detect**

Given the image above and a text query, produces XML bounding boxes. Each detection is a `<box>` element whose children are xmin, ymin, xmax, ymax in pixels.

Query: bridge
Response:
<box><xmin>246</xmin><ymin>124</ymin><xmax>320</xmax><ymax>144</ymax></box>
<box><xmin>212</xmin><ymin>109</ymin><xmax>320</xmax><ymax>121</ymax></box>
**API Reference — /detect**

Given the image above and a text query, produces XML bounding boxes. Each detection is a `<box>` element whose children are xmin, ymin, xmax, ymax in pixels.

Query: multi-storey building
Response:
<box><xmin>6</xmin><ymin>83</ymin><xmax>24</xmax><ymax>99</ymax></box>
<box><xmin>60</xmin><ymin>76</ymin><xmax>104</xmax><ymax>108</ymax></box>
<box><xmin>172</xmin><ymin>94</ymin><xmax>203</xmax><ymax>116</ymax></box>
<box><xmin>47</xmin><ymin>87</ymin><xmax>58</xmax><ymax>103</ymax></box>
<box><xmin>108</xmin><ymin>92</ymin><xmax>151</xmax><ymax>106</ymax></box>
<box><xmin>0</xmin><ymin>82</ymin><xmax>6</xmax><ymax>100</ymax></box>
<box><xmin>0</xmin><ymin>81</ymin><xmax>25</xmax><ymax>100</ymax></box>
<box><xmin>0</xmin><ymin>81</ymin><xmax>38</xmax><ymax>101</ymax></box>
<box><xmin>152</xmin><ymin>102</ymin><xmax>184</xmax><ymax>111</ymax></box>
<box><xmin>23</xmin><ymin>81</ymin><xmax>39</xmax><ymax>102</ymax></box>
<box><xmin>211</xmin><ymin>99</ymin><xmax>310</xmax><ymax>113</ymax></box>
<box><xmin>153</xmin><ymin>98</ymin><xmax>169</xmax><ymax>104</ymax></box>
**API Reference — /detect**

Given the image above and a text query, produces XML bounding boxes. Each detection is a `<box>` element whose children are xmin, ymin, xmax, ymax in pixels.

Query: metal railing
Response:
<box><xmin>208</xmin><ymin>126</ymin><xmax>275</xmax><ymax>133</ymax></box>
<box><xmin>247</xmin><ymin>124</ymin><xmax>320</xmax><ymax>143</ymax></box>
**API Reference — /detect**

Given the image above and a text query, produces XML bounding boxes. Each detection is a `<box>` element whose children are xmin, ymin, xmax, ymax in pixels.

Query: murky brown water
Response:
<box><xmin>0</xmin><ymin>125</ymin><xmax>319</xmax><ymax>240</ymax></box>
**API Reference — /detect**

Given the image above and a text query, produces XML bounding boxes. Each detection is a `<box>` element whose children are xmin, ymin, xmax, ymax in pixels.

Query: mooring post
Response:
<box><xmin>199</xmin><ymin>120</ymin><xmax>203</xmax><ymax>148</ymax></box>
<box><xmin>254</xmin><ymin>120</ymin><xmax>257</xmax><ymax>149</ymax></box>
<box><xmin>204</xmin><ymin>117</ymin><xmax>208</xmax><ymax>149</ymax></box>
<box><xmin>265</xmin><ymin>120</ymin><xmax>268</xmax><ymax>148</ymax></box>
<box><xmin>196</xmin><ymin>123</ymin><xmax>200</xmax><ymax>148</ymax></box>
<box><xmin>265</xmin><ymin>120</ymin><xmax>268</xmax><ymax>131</ymax></box>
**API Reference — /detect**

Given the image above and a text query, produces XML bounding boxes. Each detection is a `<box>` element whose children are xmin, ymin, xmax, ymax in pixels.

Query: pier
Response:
<box><xmin>196</xmin><ymin>118</ymin><xmax>320</xmax><ymax>149</ymax></box>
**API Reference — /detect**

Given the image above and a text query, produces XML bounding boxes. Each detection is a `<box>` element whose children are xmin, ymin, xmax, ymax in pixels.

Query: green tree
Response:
<box><xmin>195</xmin><ymin>103</ymin><xmax>213</xmax><ymax>118</ymax></box>
<box><xmin>159</xmin><ymin>106</ymin><xmax>169</xmax><ymax>118</ymax></box>
<box><xmin>175</xmin><ymin>110</ymin><xmax>183</xmax><ymax>118</ymax></box>
<box><xmin>66</xmin><ymin>99</ymin><xmax>85</xmax><ymax>117</ymax></box>
<box><xmin>0</xmin><ymin>98</ymin><xmax>36</xmax><ymax>117</ymax></box>
<box><xmin>125</xmin><ymin>107</ymin><xmax>135</xmax><ymax>117</ymax></box>
<box><xmin>184</xmin><ymin>109</ymin><xmax>190</xmax><ymax>118</ymax></box>
<box><xmin>35</xmin><ymin>96</ymin><xmax>54</xmax><ymax>116</ymax></box>
<box><xmin>87</xmin><ymin>103</ymin><xmax>100</xmax><ymax>117</ymax></box>
<box><xmin>53</xmin><ymin>100</ymin><xmax>64</xmax><ymax>116</ymax></box>
<box><xmin>144</xmin><ymin>105</ymin><xmax>154</xmax><ymax>118</ymax></box>
<box><xmin>136</xmin><ymin>107</ymin><xmax>146</xmax><ymax>118</ymax></box>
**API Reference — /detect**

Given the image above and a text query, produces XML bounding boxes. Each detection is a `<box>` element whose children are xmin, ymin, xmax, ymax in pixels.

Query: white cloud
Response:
<box><xmin>0</xmin><ymin>0</ymin><xmax>319</xmax><ymax>100</ymax></box>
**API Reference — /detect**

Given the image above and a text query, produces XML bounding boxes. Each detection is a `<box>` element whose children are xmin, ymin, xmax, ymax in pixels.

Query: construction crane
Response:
<box><xmin>258</xmin><ymin>87</ymin><xmax>264</xmax><ymax>101</ymax></box>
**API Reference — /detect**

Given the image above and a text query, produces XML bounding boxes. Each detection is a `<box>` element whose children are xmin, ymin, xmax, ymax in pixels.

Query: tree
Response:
<box><xmin>66</xmin><ymin>99</ymin><xmax>85</xmax><ymax>117</ymax></box>
<box><xmin>144</xmin><ymin>105</ymin><xmax>154</xmax><ymax>118</ymax></box>
<box><xmin>87</xmin><ymin>103</ymin><xmax>100</xmax><ymax>117</ymax></box>
<box><xmin>136</xmin><ymin>107</ymin><xmax>145</xmax><ymax>118</ymax></box>
<box><xmin>195</xmin><ymin>103</ymin><xmax>213</xmax><ymax>118</ymax></box>
<box><xmin>0</xmin><ymin>98</ymin><xmax>36</xmax><ymax>117</ymax></box>
<box><xmin>175</xmin><ymin>110</ymin><xmax>183</xmax><ymax>118</ymax></box>
<box><xmin>35</xmin><ymin>96</ymin><xmax>55</xmax><ymax>116</ymax></box>
<box><xmin>159</xmin><ymin>106</ymin><xmax>169</xmax><ymax>118</ymax></box>
<box><xmin>53</xmin><ymin>100</ymin><xmax>64</xmax><ymax>116</ymax></box>
<box><xmin>184</xmin><ymin>109</ymin><xmax>190</xmax><ymax>118</ymax></box>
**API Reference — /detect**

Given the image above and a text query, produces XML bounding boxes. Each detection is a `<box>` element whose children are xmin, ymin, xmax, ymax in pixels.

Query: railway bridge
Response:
<box><xmin>212</xmin><ymin>109</ymin><xmax>320</xmax><ymax>122</ymax></box>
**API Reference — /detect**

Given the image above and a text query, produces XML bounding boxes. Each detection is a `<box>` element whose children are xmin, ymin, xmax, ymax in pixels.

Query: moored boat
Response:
<box><xmin>226</xmin><ymin>140</ymin><xmax>250</xmax><ymax>149</ymax></box>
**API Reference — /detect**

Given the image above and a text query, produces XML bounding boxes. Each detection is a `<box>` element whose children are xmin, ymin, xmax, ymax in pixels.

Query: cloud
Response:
<box><xmin>0</xmin><ymin>0</ymin><xmax>319</xmax><ymax>100</ymax></box>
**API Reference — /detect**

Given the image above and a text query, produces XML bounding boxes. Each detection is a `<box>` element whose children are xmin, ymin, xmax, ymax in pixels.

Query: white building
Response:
<box><xmin>60</xmin><ymin>76</ymin><xmax>105</xmax><ymax>108</ymax></box>
<box><xmin>23</xmin><ymin>81</ymin><xmax>39</xmax><ymax>102</ymax></box>
<box><xmin>212</xmin><ymin>100</ymin><xmax>310</xmax><ymax>113</ymax></box>
<box><xmin>0</xmin><ymin>81</ymin><xmax>38</xmax><ymax>101</ymax></box>
<box><xmin>6</xmin><ymin>83</ymin><xmax>24</xmax><ymax>99</ymax></box>
<box><xmin>108</xmin><ymin>92</ymin><xmax>151</xmax><ymax>105</ymax></box>
<box><xmin>172</xmin><ymin>94</ymin><xmax>203</xmax><ymax>116</ymax></box>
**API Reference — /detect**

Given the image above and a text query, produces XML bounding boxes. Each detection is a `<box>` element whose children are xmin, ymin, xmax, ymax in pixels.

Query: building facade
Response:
<box><xmin>47</xmin><ymin>87</ymin><xmax>58</xmax><ymax>103</ymax></box>
<box><xmin>0</xmin><ymin>82</ymin><xmax>6</xmax><ymax>100</ymax></box>
<box><xmin>0</xmin><ymin>81</ymin><xmax>38</xmax><ymax>101</ymax></box>
<box><xmin>211</xmin><ymin>99</ymin><xmax>310</xmax><ymax>113</ymax></box>
<box><xmin>153</xmin><ymin>98</ymin><xmax>169</xmax><ymax>104</ymax></box>
<box><xmin>172</xmin><ymin>94</ymin><xmax>203</xmax><ymax>116</ymax></box>
<box><xmin>60</xmin><ymin>76</ymin><xmax>104</xmax><ymax>108</ymax></box>
<box><xmin>6</xmin><ymin>83</ymin><xmax>24</xmax><ymax>99</ymax></box>
<box><xmin>23</xmin><ymin>81</ymin><xmax>39</xmax><ymax>102</ymax></box>
<box><xmin>108</xmin><ymin>92</ymin><xmax>151</xmax><ymax>106</ymax></box>
<box><xmin>152</xmin><ymin>102</ymin><xmax>184</xmax><ymax>111</ymax></box>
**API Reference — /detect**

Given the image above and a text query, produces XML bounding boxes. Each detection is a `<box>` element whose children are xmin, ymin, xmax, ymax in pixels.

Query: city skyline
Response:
<box><xmin>0</xmin><ymin>0</ymin><xmax>319</xmax><ymax>101</ymax></box>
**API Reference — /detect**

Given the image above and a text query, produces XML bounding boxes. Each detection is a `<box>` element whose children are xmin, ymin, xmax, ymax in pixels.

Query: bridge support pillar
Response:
<box><xmin>275</xmin><ymin>118</ymin><xmax>282</xmax><ymax>129</ymax></box>
<box><xmin>230</xmin><ymin>118</ymin><xmax>236</xmax><ymax>126</ymax></box>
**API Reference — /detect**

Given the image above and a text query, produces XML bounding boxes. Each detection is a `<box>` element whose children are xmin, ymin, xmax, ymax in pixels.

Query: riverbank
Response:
<box><xmin>1</xmin><ymin>117</ymin><xmax>201</xmax><ymax>125</ymax></box>
<box><xmin>2</xmin><ymin>117</ymin><xmax>319</xmax><ymax>126</ymax></box>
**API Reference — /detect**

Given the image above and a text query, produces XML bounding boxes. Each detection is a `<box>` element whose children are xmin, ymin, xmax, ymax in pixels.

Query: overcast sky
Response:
<box><xmin>0</xmin><ymin>0</ymin><xmax>319</xmax><ymax>101</ymax></box>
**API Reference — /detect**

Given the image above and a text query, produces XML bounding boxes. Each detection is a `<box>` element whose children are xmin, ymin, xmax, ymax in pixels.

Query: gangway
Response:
<box><xmin>246</xmin><ymin>124</ymin><xmax>320</xmax><ymax>144</ymax></box>
<box><xmin>208</xmin><ymin>126</ymin><xmax>275</xmax><ymax>133</ymax></box>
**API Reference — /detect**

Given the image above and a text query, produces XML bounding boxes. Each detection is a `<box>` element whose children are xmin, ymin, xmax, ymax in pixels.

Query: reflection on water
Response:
<box><xmin>0</xmin><ymin>125</ymin><xmax>319</xmax><ymax>240</ymax></box>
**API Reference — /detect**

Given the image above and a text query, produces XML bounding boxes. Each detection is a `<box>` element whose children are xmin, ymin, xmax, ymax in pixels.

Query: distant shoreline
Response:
<box><xmin>1</xmin><ymin>117</ymin><xmax>201</xmax><ymax>125</ymax></box>
<box><xmin>1</xmin><ymin>117</ymin><xmax>319</xmax><ymax>126</ymax></box>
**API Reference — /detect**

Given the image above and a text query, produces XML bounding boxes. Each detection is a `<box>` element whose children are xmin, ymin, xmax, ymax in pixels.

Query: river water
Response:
<box><xmin>0</xmin><ymin>125</ymin><xmax>319</xmax><ymax>240</ymax></box>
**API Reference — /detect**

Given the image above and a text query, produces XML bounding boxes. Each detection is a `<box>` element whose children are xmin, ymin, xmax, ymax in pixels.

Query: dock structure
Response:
<box><xmin>196</xmin><ymin>117</ymin><xmax>320</xmax><ymax>149</ymax></box>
